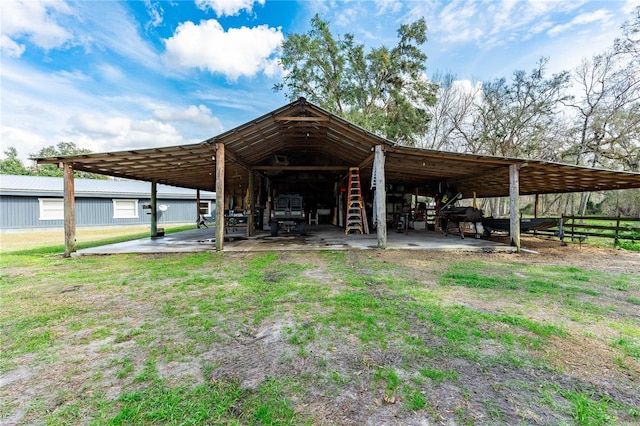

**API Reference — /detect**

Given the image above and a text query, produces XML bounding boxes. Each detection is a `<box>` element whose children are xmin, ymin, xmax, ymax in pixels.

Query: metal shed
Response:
<box><xmin>0</xmin><ymin>175</ymin><xmax>215</xmax><ymax>231</ymax></box>
<box><xmin>34</xmin><ymin>98</ymin><xmax>640</xmax><ymax>255</ymax></box>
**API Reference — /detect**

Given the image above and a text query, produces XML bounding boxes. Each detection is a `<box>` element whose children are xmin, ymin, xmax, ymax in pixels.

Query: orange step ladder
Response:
<box><xmin>345</xmin><ymin>167</ymin><xmax>369</xmax><ymax>234</ymax></box>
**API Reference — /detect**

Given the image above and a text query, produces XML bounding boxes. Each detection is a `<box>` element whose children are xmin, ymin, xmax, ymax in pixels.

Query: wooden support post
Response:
<box><xmin>196</xmin><ymin>189</ymin><xmax>201</xmax><ymax>224</ymax></box>
<box><xmin>215</xmin><ymin>143</ymin><xmax>225</xmax><ymax>251</ymax></box>
<box><xmin>257</xmin><ymin>174</ymin><xmax>263</xmax><ymax>231</ymax></box>
<box><xmin>265</xmin><ymin>178</ymin><xmax>271</xmax><ymax>230</ymax></box>
<box><xmin>509</xmin><ymin>164</ymin><xmax>520</xmax><ymax>252</ymax></box>
<box><xmin>533</xmin><ymin>193</ymin><xmax>539</xmax><ymax>236</ymax></box>
<box><xmin>63</xmin><ymin>162</ymin><xmax>76</xmax><ymax>257</ymax></box>
<box><xmin>247</xmin><ymin>170</ymin><xmax>255</xmax><ymax>237</ymax></box>
<box><xmin>150</xmin><ymin>180</ymin><xmax>158</xmax><ymax>237</ymax></box>
<box><xmin>374</xmin><ymin>145</ymin><xmax>387</xmax><ymax>249</ymax></box>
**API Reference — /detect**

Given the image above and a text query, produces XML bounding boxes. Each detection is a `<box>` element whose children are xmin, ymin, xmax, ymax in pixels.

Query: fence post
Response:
<box><xmin>614</xmin><ymin>212</ymin><xmax>621</xmax><ymax>246</ymax></box>
<box><xmin>570</xmin><ymin>215</ymin><xmax>575</xmax><ymax>242</ymax></box>
<box><xmin>559</xmin><ymin>215</ymin><xmax>566</xmax><ymax>246</ymax></box>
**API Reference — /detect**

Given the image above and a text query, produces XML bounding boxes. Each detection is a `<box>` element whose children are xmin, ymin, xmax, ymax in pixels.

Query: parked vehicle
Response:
<box><xmin>270</xmin><ymin>194</ymin><xmax>306</xmax><ymax>236</ymax></box>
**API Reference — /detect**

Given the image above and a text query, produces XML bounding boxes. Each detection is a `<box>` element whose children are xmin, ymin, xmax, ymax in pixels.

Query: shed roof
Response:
<box><xmin>34</xmin><ymin>98</ymin><xmax>640</xmax><ymax>198</ymax></box>
<box><xmin>0</xmin><ymin>175</ymin><xmax>215</xmax><ymax>199</ymax></box>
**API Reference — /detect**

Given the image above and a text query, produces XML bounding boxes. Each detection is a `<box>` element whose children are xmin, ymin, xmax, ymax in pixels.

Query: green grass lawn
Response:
<box><xmin>1</xmin><ymin>235</ymin><xmax>639</xmax><ymax>425</ymax></box>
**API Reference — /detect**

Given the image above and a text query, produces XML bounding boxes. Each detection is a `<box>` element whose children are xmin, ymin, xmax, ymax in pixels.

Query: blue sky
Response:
<box><xmin>2</xmin><ymin>0</ymin><xmax>638</xmax><ymax>162</ymax></box>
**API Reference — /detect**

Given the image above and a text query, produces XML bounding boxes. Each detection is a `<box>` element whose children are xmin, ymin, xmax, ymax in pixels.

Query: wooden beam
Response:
<box><xmin>274</xmin><ymin>116</ymin><xmax>330</xmax><ymax>122</ymax></box>
<box><xmin>252</xmin><ymin>165</ymin><xmax>349</xmax><ymax>171</ymax></box>
<box><xmin>219</xmin><ymin>144</ymin><xmax>252</xmax><ymax>171</ymax></box>
<box><xmin>215</xmin><ymin>143</ymin><xmax>225</xmax><ymax>251</ymax></box>
<box><xmin>63</xmin><ymin>162</ymin><xmax>76</xmax><ymax>258</ymax></box>
<box><xmin>509</xmin><ymin>164</ymin><xmax>521</xmax><ymax>252</ymax></box>
<box><xmin>358</xmin><ymin>152</ymin><xmax>375</xmax><ymax>170</ymax></box>
<box><xmin>374</xmin><ymin>145</ymin><xmax>387</xmax><ymax>249</ymax></box>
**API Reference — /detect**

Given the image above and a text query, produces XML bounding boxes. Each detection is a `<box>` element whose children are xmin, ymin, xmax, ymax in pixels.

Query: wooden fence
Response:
<box><xmin>531</xmin><ymin>214</ymin><xmax>640</xmax><ymax>244</ymax></box>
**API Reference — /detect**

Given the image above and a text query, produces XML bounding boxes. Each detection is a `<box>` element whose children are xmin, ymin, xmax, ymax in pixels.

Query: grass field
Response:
<box><xmin>1</xmin><ymin>230</ymin><xmax>639</xmax><ymax>425</ymax></box>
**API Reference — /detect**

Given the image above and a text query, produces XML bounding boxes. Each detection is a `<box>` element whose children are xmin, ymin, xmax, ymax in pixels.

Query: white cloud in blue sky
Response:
<box><xmin>196</xmin><ymin>0</ymin><xmax>266</xmax><ymax>17</ymax></box>
<box><xmin>1</xmin><ymin>0</ymin><xmax>74</xmax><ymax>53</ymax></box>
<box><xmin>1</xmin><ymin>0</ymin><xmax>638</xmax><ymax>162</ymax></box>
<box><xmin>162</xmin><ymin>20</ymin><xmax>283</xmax><ymax>80</ymax></box>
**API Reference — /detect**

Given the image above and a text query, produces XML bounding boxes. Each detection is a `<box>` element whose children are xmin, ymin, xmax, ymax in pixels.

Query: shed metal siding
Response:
<box><xmin>1</xmin><ymin>175</ymin><xmax>216</xmax><ymax>230</ymax></box>
<box><xmin>1</xmin><ymin>195</ymin><xmax>216</xmax><ymax>230</ymax></box>
<box><xmin>1</xmin><ymin>196</ymin><xmax>42</xmax><ymax>228</ymax></box>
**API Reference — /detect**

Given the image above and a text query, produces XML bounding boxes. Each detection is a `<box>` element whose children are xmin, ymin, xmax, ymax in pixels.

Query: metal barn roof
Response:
<box><xmin>34</xmin><ymin>98</ymin><xmax>640</xmax><ymax>198</ymax></box>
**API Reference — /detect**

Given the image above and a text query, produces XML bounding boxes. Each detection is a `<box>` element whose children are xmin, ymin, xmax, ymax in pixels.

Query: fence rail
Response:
<box><xmin>530</xmin><ymin>214</ymin><xmax>640</xmax><ymax>244</ymax></box>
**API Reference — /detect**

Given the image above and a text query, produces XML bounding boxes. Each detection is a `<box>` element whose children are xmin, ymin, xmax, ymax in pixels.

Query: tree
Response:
<box><xmin>471</xmin><ymin>58</ymin><xmax>571</xmax><ymax>159</ymax></box>
<box><xmin>614</xmin><ymin>5</ymin><xmax>640</xmax><ymax>61</ymax></box>
<box><xmin>563</xmin><ymin>50</ymin><xmax>640</xmax><ymax>214</ymax></box>
<box><xmin>275</xmin><ymin>14</ymin><xmax>438</xmax><ymax>145</ymax></box>
<box><xmin>421</xmin><ymin>73</ymin><xmax>480</xmax><ymax>152</ymax></box>
<box><xmin>0</xmin><ymin>147</ymin><xmax>31</xmax><ymax>175</ymax></box>
<box><xmin>30</xmin><ymin>142</ymin><xmax>107</xmax><ymax>179</ymax></box>
<box><xmin>433</xmin><ymin>60</ymin><xmax>571</xmax><ymax>217</ymax></box>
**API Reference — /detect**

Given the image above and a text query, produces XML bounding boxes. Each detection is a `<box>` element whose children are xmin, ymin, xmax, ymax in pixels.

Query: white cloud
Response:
<box><xmin>261</xmin><ymin>58</ymin><xmax>282</xmax><ymax>78</ymax></box>
<box><xmin>195</xmin><ymin>0</ymin><xmax>265</xmax><ymax>17</ymax></box>
<box><xmin>163</xmin><ymin>20</ymin><xmax>284</xmax><ymax>80</ymax></box>
<box><xmin>375</xmin><ymin>0</ymin><xmax>403</xmax><ymax>16</ymax></box>
<box><xmin>548</xmin><ymin>9</ymin><xmax>613</xmax><ymax>36</ymax></box>
<box><xmin>1</xmin><ymin>61</ymin><xmax>190</xmax><ymax>160</ymax></box>
<box><xmin>143</xmin><ymin>0</ymin><xmax>164</xmax><ymax>28</ymax></box>
<box><xmin>436</xmin><ymin>1</ymin><xmax>484</xmax><ymax>44</ymax></box>
<box><xmin>152</xmin><ymin>105</ymin><xmax>223</xmax><ymax>131</ymax></box>
<box><xmin>1</xmin><ymin>0</ymin><xmax>75</xmax><ymax>54</ymax></box>
<box><xmin>23</xmin><ymin>101</ymin><xmax>210</xmax><ymax>158</ymax></box>
<box><xmin>67</xmin><ymin>114</ymin><xmax>128</xmax><ymax>137</ymax></box>
<box><xmin>0</xmin><ymin>34</ymin><xmax>26</xmax><ymax>58</ymax></box>
<box><xmin>1</xmin><ymin>126</ymin><xmax>48</xmax><ymax>161</ymax></box>
<box><xmin>194</xmin><ymin>87</ymin><xmax>278</xmax><ymax>112</ymax></box>
<box><xmin>97</xmin><ymin>64</ymin><xmax>125</xmax><ymax>82</ymax></box>
<box><xmin>334</xmin><ymin>4</ymin><xmax>363</xmax><ymax>27</ymax></box>
<box><xmin>623</xmin><ymin>0</ymin><xmax>640</xmax><ymax>14</ymax></box>
<box><xmin>488</xmin><ymin>0</ymin><xmax>518</xmax><ymax>35</ymax></box>
<box><xmin>102</xmin><ymin>96</ymin><xmax>166</xmax><ymax>112</ymax></box>
<box><xmin>523</xmin><ymin>0</ymin><xmax>585</xmax><ymax>16</ymax></box>
<box><xmin>526</xmin><ymin>21</ymin><xmax>554</xmax><ymax>39</ymax></box>
<box><xmin>55</xmin><ymin>69</ymin><xmax>91</xmax><ymax>82</ymax></box>
<box><xmin>409</xmin><ymin>0</ymin><xmax>592</xmax><ymax>49</ymax></box>
<box><xmin>72</xmin><ymin>2</ymin><xmax>162</xmax><ymax>72</ymax></box>
<box><xmin>65</xmin><ymin>113</ymin><xmax>184</xmax><ymax>152</ymax></box>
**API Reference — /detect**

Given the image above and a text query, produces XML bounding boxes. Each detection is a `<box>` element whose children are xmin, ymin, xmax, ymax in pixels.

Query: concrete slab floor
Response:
<box><xmin>75</xmin><ymin>224</ymin><xmax>517</xmax><ymax>255</ymax></box>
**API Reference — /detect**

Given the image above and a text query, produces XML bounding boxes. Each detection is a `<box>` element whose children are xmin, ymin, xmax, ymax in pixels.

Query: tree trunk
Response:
<box><xmin>491</xmin><ymin>197</ymin><xmax>500</xmax><ymax>218</ymax></box>
<box><xmin>578</xmin><ymin>192</ymin><xmax>591</xmax><ymax>216</ymax></box>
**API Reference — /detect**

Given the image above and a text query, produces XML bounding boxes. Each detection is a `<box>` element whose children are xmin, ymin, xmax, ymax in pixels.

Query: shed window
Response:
<box><xmin>199</xmin><ymin>201</ymin><xmax>211</xmax><ymax>216</ymax></box>
<box><xmin>39</xmin><ymin>198</ymin><xmax>64</xmax><ymax>220</ymax></box>
<box><xmin>113</xmin><ymin>199</ymin><xmax>139</xmax><ymax>219</ymax></box>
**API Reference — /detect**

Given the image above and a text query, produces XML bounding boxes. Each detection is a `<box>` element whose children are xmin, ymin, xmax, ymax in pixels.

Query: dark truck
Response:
<box><xmin>270</xmin><ymin>194</ymin><xmax>307</xmax><ymax>236</ymax></box>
